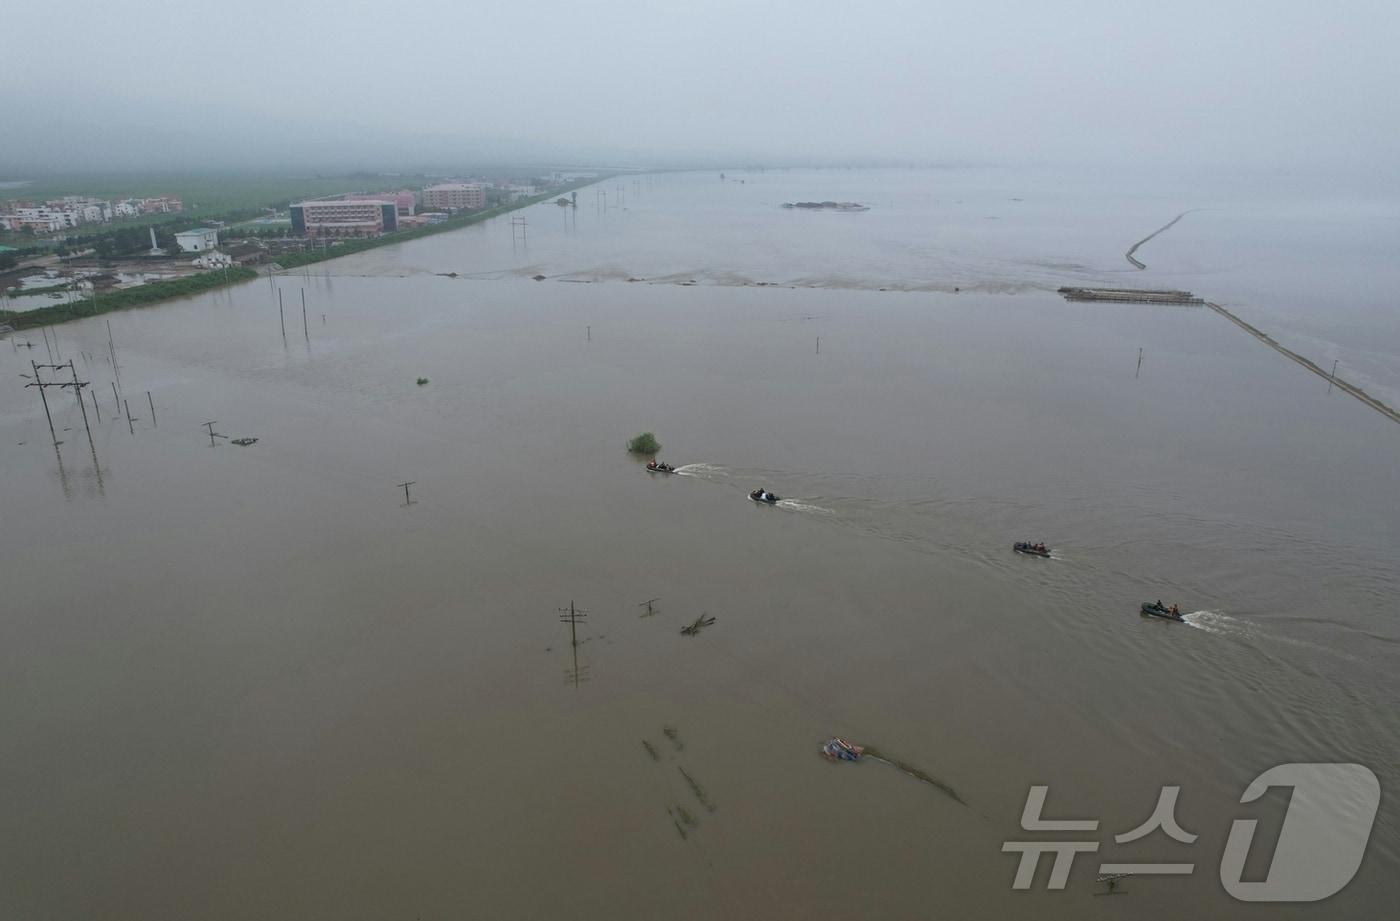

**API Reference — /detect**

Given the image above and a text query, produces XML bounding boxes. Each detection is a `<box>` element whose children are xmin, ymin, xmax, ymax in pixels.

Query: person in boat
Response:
<box><xmin>1037</xmin><ymin>543</ymin><xmax>1046</xmax><ymax>553</ymax></box>
<box><xmin>1170</xmin><ymin>604</ymin><xmax>1179</xmax><ymax>616</ymax></box>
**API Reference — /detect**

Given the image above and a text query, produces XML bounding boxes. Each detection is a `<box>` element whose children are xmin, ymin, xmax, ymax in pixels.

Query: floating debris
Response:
<box><xmin>667</xmin><ymin>806</ymin><xmax>694</xmax><ymax>839</ymax></box>
<box><xmin>680</xmin><ymin>614</ymin><xmax>716</xmax><ymax>636</ymax></box>
<box><xmin>642</xmin><ymin>740</ymin><xmax>660</xmax><ymax>762</ymax></box>
<box><xmin>1096</xmin><ymin>873</ymin><xmax>1132</xmax><ymax>896</ymax></box>
<box><xmin>663</xmin><ymin>726</ymin><xmax>684</xmax><ymax>752</ymax></box>
<box><xmin>821</xmin><ymin>738</ymin><xmax>865</xmax><ymax>762</ymax></box>
<box><xmin>821</xmin><ymin>738</ymin><xmax>967</xmax><ymax>805</ymax></box>
<box><xmin>230</xmin><ymin>437</ymin><xmax>258</xmax><ymax>447</ymax></box>
<box><xmin>672</xmin><ymin>804</ymin><xmax>699</xmax><ymax>829</ymax></box>
<box><xmin>416</xmin><ymin>377</ymin><xmax>429</xmax><ymax>386</ymax></box>
<box><xmin>532</xmin><ymin>274</ymin><xmax>547</xmax><ymax>281</ymax></box>
<box><xmin>678</xmin><ymin>766</ymin><xmax>716</xmax><ymax>813</ymax></box>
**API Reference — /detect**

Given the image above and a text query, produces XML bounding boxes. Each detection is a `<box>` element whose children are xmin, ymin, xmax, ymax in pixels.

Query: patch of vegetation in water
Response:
<box><xmin>627</xmin><ymin>431</ymin><xmax>661</xmax><ymax>454</ymax></box>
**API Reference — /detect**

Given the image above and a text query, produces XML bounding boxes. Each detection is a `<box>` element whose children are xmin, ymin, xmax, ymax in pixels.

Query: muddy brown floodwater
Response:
<box><xmin>1</xmin><ymin>169</ymin><xmax>1398</xmax><ymax>919</ymax></box>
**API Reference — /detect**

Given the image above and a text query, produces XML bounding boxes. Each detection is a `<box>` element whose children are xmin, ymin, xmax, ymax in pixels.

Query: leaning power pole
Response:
<box><xmin>25</xmin><ymin>360</ymin><xmax>59</xmax><ymax>444</ymax></box>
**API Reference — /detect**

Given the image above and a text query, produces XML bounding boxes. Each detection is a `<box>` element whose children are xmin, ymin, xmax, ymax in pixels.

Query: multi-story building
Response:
<box><xmin>348</xmin><ymin>190</ymin><xmax>416</xmax><ymax>216</ymax></box>
<box><xmin>421</xmin><ymin>183</ymin><xmax>485</xmax><ymax>212</ymax></box>
<box><xmin>11</xmin><ymin>208</ymin><xmax>72</xmax><ymax>232</ymax></box>
<box><xmin>113</xmin><ymin>200</ymin><xmax>142</xmax><ymax>218</ymax></box>
<box><xmin>289</xmin><ymin>200</ymin><xmax>399</xmax><ymax>239</ymax></box>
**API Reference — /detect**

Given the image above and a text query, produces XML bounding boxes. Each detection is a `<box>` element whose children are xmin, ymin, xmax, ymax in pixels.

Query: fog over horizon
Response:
<box><xmin>4</xmin><ymin>0</ymin><xmax>1399</xmax><ymax>177</ymax></box>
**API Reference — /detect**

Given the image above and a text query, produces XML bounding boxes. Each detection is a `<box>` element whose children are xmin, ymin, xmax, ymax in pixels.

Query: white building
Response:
<box><xmin>192</xmin><ymin>251</ymin><xmax>233</xmax><ymax>269</ymax></box>
<box><xmin>421</xmin><ymin>183</ymin><xmax>486</xmax><ymax>211</ymax></box>
<box><xmin>113</xmin><ymin>200</ymin><xmax>141</xmax><ymax>218</ymax></box>
<box><xmin>174</xmin><ymin>228</ymin><xmax>219</xmax><ymax>252</ymax></box>
<box><xmin>12</xmin><ymin>208</ymin><xmax>69</xmax><ymax>232</ymax></box>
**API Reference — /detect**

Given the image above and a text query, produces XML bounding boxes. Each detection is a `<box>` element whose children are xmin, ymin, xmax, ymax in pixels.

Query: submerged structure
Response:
<box><xmin>1057</xmin><ymin>287</ymin><xmax>1203</xmax><ymax>305</ymax></box>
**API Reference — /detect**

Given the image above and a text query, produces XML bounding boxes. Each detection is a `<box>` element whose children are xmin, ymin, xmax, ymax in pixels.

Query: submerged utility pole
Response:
<box><xmin>63</xmin><ymin>359</ymin><xmax>91</xmax><ymax>440</ymax></box>
<box><xmin>26</xmin><ymin>360</ymin><xmax>58</xmax><ymax>444</ymax></box>
<box><xmin>558</xmin><ymin>601</ymin><xmax>590</xmax><ymax>687</ymax></box>
<box><xmin>107</xmin><ymin>319</ymin><xmax>121</xmax><ymax>389</ymax></box>
<box><xmin>398</xmin><ymin>480</ymin><xmax>416</xmax><ymax>506</ymax></box>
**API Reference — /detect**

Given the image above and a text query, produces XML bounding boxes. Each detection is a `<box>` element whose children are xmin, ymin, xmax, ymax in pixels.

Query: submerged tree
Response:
<box><xmin>627</xmin><ymin>432</ymin><xmax>661</xmax><ymax>454</ymax></box>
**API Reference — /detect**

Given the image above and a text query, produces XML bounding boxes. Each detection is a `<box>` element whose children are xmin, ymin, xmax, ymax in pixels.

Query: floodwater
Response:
<box><xmin>1</xmin><ymin>168</ymin><xmax>1397</xmax><ymax>919</ymax></box>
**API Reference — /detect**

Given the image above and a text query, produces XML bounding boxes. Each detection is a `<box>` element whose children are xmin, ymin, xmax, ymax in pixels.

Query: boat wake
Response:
<box><xmin>672</xmin><ymin>463</ymin><xmax>725</xmax><ymax>478</ymax></box>
<box><xmin>775</xmin><ymin>499</ymin><xmax>835</xmax><ymax>515</ymax></box>
<box><xmin>1182</xmin><ymin>609</ymin><xmax>1241</xmax><ymax>635</ymax></box>
<box><xmin>1182</xmin><ymin>610</ymin><xmax>1362</xmax><ymax>662</ymax></box>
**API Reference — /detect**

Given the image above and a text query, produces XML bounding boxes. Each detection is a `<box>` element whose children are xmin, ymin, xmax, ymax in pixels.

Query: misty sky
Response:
<box><xmin>5</xmin><ymin>0</ymin><xmax>1399</xmax><ymax>172</ymax></box>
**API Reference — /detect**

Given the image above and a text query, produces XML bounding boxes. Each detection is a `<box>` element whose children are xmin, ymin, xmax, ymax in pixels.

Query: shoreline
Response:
<box><xmin>0</xmin><ymin>177</ymin><xmax>606</xmax><ymax>332</ymax></box>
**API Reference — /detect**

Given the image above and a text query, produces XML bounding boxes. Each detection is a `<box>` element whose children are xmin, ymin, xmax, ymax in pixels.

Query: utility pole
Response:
<box><xmin>62</xmin><ymin>359</ymin><xmax>92</xmax><ymax>440</ymax></box>
<box><xmin>1328</xmin><ymin>359</ymin><xmax>1339</xmax><ymax>394</ymax></box>
<box><xmin>25</xmin><ymin>360</ymin><xmax>59</xmax><ymax>444</ymax></box>
<box><xmin>107</xmin><ymin>319</ymin><xmax>121</xmax><ymax>389</ymax></box>
<box><xmin>1136</xmin><ymin>347</ymin><xmax>1144</xmax><ymax>378</ymax></box>
<box><xmin>301</xmin><ymin>289</ymin><xmax>309</xmax><ymax>339</ymax></box>
<box><xmin>398</xmin><ymin>480</ymin><xmax>416</xmax><ymax>506</ymax></box>
<box><xmin>559</xmin><ymin>600</ymin><xmax>587</xmax><ymax>648</ymax></box>
<box><xmin>558</xmin><ymin>601</ymin><xmax>590</xmax><ymax>687</ymax></box>
<box><xmin>279</xmin><ymin>289</ymin><xmax>286</xmax><ymax>338</ymax></box>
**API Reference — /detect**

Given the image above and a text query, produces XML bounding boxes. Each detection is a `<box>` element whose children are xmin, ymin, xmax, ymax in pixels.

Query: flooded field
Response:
<box><xmin>1</xmin><ymin>169</ymin><xmax>1398</xmax><ymax>918</ymax></box>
